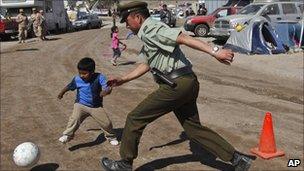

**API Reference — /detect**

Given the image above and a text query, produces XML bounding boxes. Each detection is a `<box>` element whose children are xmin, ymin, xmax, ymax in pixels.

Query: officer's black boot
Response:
<box><xmin>231</xmin><ymin>151</ymin><xmax>257</xmax><ymax>171</ymax></box>
<box><xmin>100</xmin><ymin>157</ymin><xmax>132</xmax><ymax>171</ymax></box>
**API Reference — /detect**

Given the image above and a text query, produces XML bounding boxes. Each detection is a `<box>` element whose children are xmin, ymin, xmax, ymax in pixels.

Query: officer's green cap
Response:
<box><xmin>117</xmin><ymin>1</ymin><xmax>148</xmax><ymax>23</ymax></box>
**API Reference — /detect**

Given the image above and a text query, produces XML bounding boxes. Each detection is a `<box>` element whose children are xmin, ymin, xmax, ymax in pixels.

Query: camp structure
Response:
<box><xmin>224</xmin><ymin>17</ymin><xmax>286</xmax><ymax>54</ymax></box>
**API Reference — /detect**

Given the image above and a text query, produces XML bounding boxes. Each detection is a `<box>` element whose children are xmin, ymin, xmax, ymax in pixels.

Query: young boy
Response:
<box><xmin>57</xmin><ymin>57</ymin><xmax>119</xmax><ymax>146</ymax></box>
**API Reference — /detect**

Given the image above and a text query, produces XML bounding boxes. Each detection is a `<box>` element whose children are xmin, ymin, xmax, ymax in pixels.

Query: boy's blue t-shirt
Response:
<box><xmin>67</xmin><ymin>73</ymin><xmax>109</xmax><ymax>108</ymax></box>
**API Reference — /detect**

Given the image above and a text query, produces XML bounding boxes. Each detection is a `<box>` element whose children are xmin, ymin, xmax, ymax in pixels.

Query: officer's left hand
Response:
<box><xmin>213</xmin><ymin>49</ymin><xmax>234</xmax><ymax>65</ymax></box>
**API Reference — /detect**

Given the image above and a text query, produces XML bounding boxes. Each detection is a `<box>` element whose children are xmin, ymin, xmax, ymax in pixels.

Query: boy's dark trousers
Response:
<box><xmin>120</xmin><ymin>73</ymin><xmax>236</xmax><ymax>162</ymax></box>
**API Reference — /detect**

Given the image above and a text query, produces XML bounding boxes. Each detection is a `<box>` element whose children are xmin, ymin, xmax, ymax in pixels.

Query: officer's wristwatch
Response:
<box><xmin>211</xmin><ymin>46</ymin><xmax>220</xmax><ymax>54</ymax></box>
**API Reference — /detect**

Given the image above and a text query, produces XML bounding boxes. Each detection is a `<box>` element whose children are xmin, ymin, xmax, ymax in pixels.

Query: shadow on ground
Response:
<box><xmin>136</xmin><ymin>132</ymin><xmax>234</xmax><ymax>171</ymax></box>
<box><xmin>1</xmin><ymin>48</ymin><xmax>39</xmax><ymax>55</ymax></box>
<box><xmin>44</xmin><ymin>37</ymin><xmax>62</xmax><ymax>41</ymax></box>
<box><xmin>68</xmin><ymin>128</ymin><xmax>123</xmax><ymax>151</ymax></box>
<box><xmin>118</xmin><ymin>61</ymin><xmax>136</xmax><ymax>66</ymax></box>
<box><xmin>16</xmin><ymin>48</ymin><xmax>39</xmax><ymax>52</ymax></box>
<box><xmin>212</xmin><ymin>38</ymin><xmax>228</xmax><ymax>46</ymax></box>
<box><xmin>31</xmin><ymin>163</ymin><xmax>59</xmax><ymax>171</ymax></box>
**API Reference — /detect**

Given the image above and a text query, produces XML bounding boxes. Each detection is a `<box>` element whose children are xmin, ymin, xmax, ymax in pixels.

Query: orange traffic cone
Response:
<box><xmin>250</xmin><ymin>112</ymin><xmax>285</xmax><ymax>159</ymax></box>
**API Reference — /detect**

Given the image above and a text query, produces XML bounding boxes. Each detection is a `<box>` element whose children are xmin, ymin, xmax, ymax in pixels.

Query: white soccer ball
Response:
<box><xmin>13</xmin><ymin>142</ymin><xmax>40</xmax><ymax>167</ymax></box>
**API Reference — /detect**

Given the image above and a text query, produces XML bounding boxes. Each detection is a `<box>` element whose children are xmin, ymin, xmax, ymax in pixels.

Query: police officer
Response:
<box><xmin>16</xmin><ymin>9</ymin><xmax>28</xmax><ymax>43</ymax></box>
<box><xmin>100</xmin><ymin>1</ymin><xmax>256</xmax><ymax>171</ymax></box>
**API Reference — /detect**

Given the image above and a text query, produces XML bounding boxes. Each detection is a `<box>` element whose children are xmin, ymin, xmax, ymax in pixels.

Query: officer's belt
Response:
<box><xmin>153</xmin><ymin>66</ymin><xmax>194</xmax><ymax>86</ymax></box>
<box><xmin>166</xmin><ymin>66</ymin><xmax>194</xmax><ymax>80</ymax></box>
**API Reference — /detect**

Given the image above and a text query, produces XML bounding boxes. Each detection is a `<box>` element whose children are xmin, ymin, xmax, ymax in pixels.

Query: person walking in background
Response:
<box><xmin>197</xmin><ymin>4</ymin><xmax>207</xmax><ymax>16</ymax></box>
<box><xmin>100</xmin><ymin>1</ymin><xmax>256</xmax><ymax>171</ymax></box>
<box><xmin>112</xmin><ymin>9</ymin><xmax>117</xmax><ymax>27</ymax></box>
<box><xmin>57</xmin><ymin>57</ymin><xmax>119</xmax><ymax>146</ymax></box>
<box><xmin>110</xmin><ymin>26</ymin><xmax>126</xmax><ymax>66</ymax></box>
<box><xmin>15</xmin><ymin>9</ymin><xmax>28</xmax><ymax>43</ymax></box>
<box><xmin>189</xmin><ymin>7</ymin><xmax>195</xmax><ymax>16</ymax></box>
<box><xmin>160</xmin><ymin>4</ymin><xmax>172</xmax><ymax>26</ymax></box>
<box><xmin>185</xmin><ymin>9</ymin><xmax>190</xmax><ymax>18</ymax></box>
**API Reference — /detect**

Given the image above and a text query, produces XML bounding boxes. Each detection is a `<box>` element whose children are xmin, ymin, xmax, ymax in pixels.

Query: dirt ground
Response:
<box><xmin>0</xmin><ymin>19</ymin><xmax>303</xmax><ymax>171</ymax></box>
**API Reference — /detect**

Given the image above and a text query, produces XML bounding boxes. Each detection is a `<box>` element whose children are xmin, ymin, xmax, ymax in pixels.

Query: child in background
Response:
<box><xmin>58</xmin><ymin>57</ymin><xmax>119</xmax><ymax>146</ymax></box>
<box><xmin>110</xmin><ymin>26</ymin><xmax>126</xmax><ymax>66</ymax></box>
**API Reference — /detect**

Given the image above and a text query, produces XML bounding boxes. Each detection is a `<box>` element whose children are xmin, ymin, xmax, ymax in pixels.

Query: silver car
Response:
<box><xmin>72</xmin><ymin>13</ymin><xmax>102</xmax><ymax>30</ymax></box>
<box><xmin>210</xmin><ymin>1</ymin><xmax>304</xmax><ymax>39</ymax></box>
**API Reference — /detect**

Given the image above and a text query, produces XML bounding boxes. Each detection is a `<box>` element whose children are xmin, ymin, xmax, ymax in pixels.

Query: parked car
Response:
<box><xmin>91</xmin><ymin>8</ymin><xmax>109</xmax><ymax>17</ymax></box>
<box><xmin>72</xmin><ymin>13</ymin><xmax>102</xmax><ymax>30</ymax></box>
<box><xmin>184</xmin><ymin>6</ymin><xmax>242</xmax><ymax>37</ymax></box>
<box><xmin>210</xmin><ymin>1</ymin><xmax>304</xmax><ymax>39</ymax></box>
<box><xmin>100</xmin><ymin>9</ymin><xmax>110</xmax><ymax>16</ymax></box>
<box><xmin>0</xmin><ymin>14</ymin><xmax>18</xmax><ymax>40</ymax></box>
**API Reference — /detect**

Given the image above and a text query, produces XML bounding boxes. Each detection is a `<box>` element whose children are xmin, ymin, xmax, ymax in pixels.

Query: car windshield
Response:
<box><xmin>238</xmin><ymin>4</ymin><xmax>264</xmax><ymax>15</ymax></box>
<box><xmin>151</xmin><ymin>10</ymin><xmax>160</xmax><ymax>15</ymax></box>
<box><xmin>211</xmin><ymin>8</ymin><xmax>223</xmax><ymax>16</ymax></box>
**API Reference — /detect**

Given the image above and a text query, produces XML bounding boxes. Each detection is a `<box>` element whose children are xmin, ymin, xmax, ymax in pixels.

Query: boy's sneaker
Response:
<box><xmin>106</xmin><ymin>137</ymin><xmax>119</xmax><ymax>146</ymax></box>
<box><xmin>58</xmin><ymin>135</ymin><xmax>72</xmax><ymax>143</ymax></box>
<box><xmin>111</xmin><ymin>59</ymin><xmax>117</xmax><ymax>66</ymax></box>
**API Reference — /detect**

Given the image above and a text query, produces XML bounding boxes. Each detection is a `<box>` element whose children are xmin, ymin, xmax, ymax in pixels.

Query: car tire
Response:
<box><xmin>55</xmin><ymin>23</ymin><xmax>60</xmax><ymax>34</ymax></box>
<box><xmin>194</xmin><ymin>24</ymin><xmax>209</xmax><ymax>37</ymax></box>
<box><xmin>0</xmin><ymin>35</ymin><xmax>11</xmax><ymax>41</ymax></box>
<box><xmin>87</xmin><ymin>24</ymin><xmax>92</xmax><ymax>30</ymax></box>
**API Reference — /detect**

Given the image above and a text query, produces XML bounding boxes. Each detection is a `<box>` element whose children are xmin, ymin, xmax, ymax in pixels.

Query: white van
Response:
<box><xmin>0</xmin><ymin>0</ymin><xmax>69</xmax><ymax>33</ymax></box>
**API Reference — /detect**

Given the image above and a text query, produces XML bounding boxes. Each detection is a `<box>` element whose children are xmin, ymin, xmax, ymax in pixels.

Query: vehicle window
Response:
<box><xmin>217</xmin><ymin>9</ymin><xmax>228</xmax><ymax>17</ymax></box>
<box><xmin>298</xmin><ymin>4</ymin><xmax>304</xmax><ymax>13</ymax></box>
<box><xmin>282</xmin><ymin>4</ymin><xmax>297</xmax><ymax>14</ymax></box>
<box><xmin>238</xmin><ymin>4</ymin><xmax>264</xmax><ymax>15</ymax></box>
<box><xmin>263</xmin><ymin>4</ymin><xmax>280</xmax><ymax>15</ymax></box>
<box><xmin>0</xmin><ymin>8</ymin><xmax>6</xmax><ymax>16</ymax></box>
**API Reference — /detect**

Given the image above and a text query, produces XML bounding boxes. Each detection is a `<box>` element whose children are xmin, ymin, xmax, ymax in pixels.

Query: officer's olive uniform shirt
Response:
<box><xmin>137</xmin><ymin>17</ymin><xmax>192</xmax><ymax>73</ymax></box>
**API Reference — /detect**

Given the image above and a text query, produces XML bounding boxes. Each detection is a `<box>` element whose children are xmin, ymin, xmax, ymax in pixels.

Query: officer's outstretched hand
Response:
<box><xmin>213</xmin><ymin>49</ymin><xmax>234</xmax><ymax>65</ymax></box>
<box><xmin>107</xmin><ymin>77</ymin><xmax>125</xmax><ymax>87</ymax></box>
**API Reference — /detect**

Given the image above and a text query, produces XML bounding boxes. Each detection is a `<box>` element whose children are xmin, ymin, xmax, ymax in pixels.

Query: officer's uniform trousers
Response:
<box><xmin>120</xmin><ymin>73</ymin><xmax>236</xmax><ymax>162</ymax></box>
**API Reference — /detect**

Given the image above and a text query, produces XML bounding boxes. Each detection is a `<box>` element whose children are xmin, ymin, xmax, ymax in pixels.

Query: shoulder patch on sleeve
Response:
<box><xmin>143</xmin><ymin>25</ymin><xmax>148</xmax><ymax>33</ymax></box>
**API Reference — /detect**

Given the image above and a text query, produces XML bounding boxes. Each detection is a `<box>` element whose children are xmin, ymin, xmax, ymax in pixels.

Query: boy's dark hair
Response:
<box><xmin>111</xmin><ymin>26</ymin><xmax>118</xmax><ymax>38</ymax></box>
<box><xmin>77</xmin><ymin>57</ymin><xmax>95</xmax><ymax>72</ymax></box>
